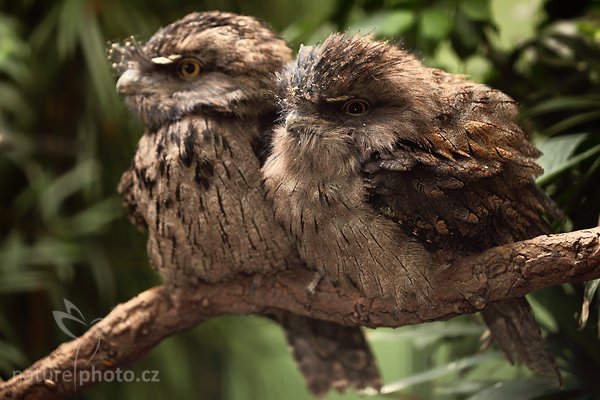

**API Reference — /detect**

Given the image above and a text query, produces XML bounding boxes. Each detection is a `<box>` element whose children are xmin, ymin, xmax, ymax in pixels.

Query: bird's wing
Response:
<box><xmin>363</xmin><ymin>82</ymin><xmax>554</xmax><ymax>252</ymax></box>
<box><xmin>362</xmin><ymin>81</ymin><xmax>562</xmax><ymax>383</ymax></box>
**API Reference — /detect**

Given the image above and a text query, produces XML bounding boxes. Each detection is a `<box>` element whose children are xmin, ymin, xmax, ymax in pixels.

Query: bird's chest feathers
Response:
<box><xmin>272</xmin><ymin>169</ymin><xmax>372</xmax><ymax>248</ymax></box>
<box><xmin>266</xmin><ymin>138</ymin><xmax>369</xmax><ymax>240</ymax></box>
<box><xmin>134</xmin><ymin>120</ymin><xmax>292</xmax><ymax>282</ymax></box>
<box><xmin>134</xmin><ymin>127</ymin><xmax>229</xmax><ymax>239</ymax></box>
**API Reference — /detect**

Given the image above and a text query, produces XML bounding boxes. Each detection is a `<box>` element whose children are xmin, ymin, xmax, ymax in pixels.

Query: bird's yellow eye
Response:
<box><xmin>342</xmin><ymin>99</ymin><xmax>370</xmax><ymax>115</ymax></box>
<box><xmin>178</xmin><ymin>58</ymin><xmax>202</xmax><ymax>79</ymax></box>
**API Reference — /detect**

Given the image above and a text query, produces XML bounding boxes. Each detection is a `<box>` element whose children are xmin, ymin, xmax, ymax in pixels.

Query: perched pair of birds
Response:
<box><xmin>111</xmin><ymin>11</ymin><xmax>560</xmax><ymax>396</ymax></box>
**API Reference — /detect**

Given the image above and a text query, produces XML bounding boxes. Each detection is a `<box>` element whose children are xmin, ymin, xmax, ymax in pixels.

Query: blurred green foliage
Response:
<box><xmin>0</xmin><ymin>0</ymin><xmax>599</xmax><ymax>399</ymax></box>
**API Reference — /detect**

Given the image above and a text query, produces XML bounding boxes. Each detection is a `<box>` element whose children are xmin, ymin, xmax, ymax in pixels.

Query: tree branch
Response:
<box><xmin>2</xmin><ymin>227</ymin><xmax>599</xmax><ymax>399</ymax></box>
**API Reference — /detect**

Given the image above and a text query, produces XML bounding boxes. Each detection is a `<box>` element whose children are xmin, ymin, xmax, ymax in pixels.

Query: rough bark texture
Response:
<box><xmin>1</xmin><ymin>227</ymin><xmax>599</xmax><ymax>400</ymax></box>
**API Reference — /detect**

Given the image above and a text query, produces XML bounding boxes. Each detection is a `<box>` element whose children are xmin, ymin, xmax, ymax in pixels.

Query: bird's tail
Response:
<box><xmin>273</xmin><ymin>314</ymin><xmax>381</xmax><ymax>397</ymax></box>
<box><xmin>481</xmin><ymin>297</ymin><xmax>561</xmax><ymax>385</ymax></box>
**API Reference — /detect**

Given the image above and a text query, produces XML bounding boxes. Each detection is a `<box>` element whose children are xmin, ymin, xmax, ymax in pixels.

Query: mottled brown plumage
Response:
<box><xmin>263</xmin><ymin>33</ymin><xmax>560</xmax><ymax>381</ymax></box>
<box><xmin>112</xmin><ymin>14</ymin><xmax>380</xmax><ymax>395</ymax></box>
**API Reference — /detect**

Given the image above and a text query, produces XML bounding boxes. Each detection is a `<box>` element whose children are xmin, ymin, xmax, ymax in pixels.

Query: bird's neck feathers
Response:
<box><xmin>264</xmin><ymin>126</ymin><xmax>368</xmax><ymax>225</ymax></box>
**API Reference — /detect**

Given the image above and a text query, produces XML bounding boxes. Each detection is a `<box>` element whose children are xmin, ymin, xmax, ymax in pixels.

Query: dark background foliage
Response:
<box><xmin>1</xmin><ymin>0</ymin><xmax>599</xmax><ymax>399</ymax></box>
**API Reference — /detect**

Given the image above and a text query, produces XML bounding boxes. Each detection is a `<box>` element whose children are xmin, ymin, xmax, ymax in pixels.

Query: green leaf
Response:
<box><xmin>465</xmin><ymin>377</ymin><xmax>561</xmax><ymax>400</ymax></box>
<box><xmin>0</xmin><ymin>272</ymin><xmax>57</xmax><ymax>293</ymax></box>
<box><xmin>28</xmin><ymin>237</ymin><xmax>82</xmax><ymax>267</ymax></box>
<box><xmin>56</xmin><ymin>0</ymin><xmax>83</xmax><ymax>59</ymax></box>
<box><xmin>39</xmin><ymin>159</ymin><xmax>100</xmax><ymax>223</ymax></box>
<box><xmin>526</xmin><ymin>295</ymin><xmax>558</xmax><ymax>332</ymax></box>
<box><xmin>369</xmin><ymin>321</ymin><xmax>484</xmax><ymax>348</ymax></box>
<box><xmin>62</xmin><ymin>197</ymin><xmax>122</xmax><ymax>236</ymax></box>
<box><xmin>452</xmin><ymin>9</ymin><xmax>483</xmax><ymax>58</ymax></box>
<box><xmin>29</xmin><ymin>4</ymin><xmax>60</xmax><ymax>49</ymax></box>
<box><xmin>534</xmin><ymin>133</ymin><xmax>587</xmax><ymax>182</ymax></box>
<box><xmin>537</xmin><ymin>138</ymin><xmax>600</xmax><ymax>185</ymax></box>
<box><xmin>380</xmin><ymin>353</ymin><xmax>501</xmax><ymax>394</ymax></box>
<box><xmin>380</xmin><ymin>10</ymin><xmax>415</xmax><ymax>36</ymax></box>
<box><xmin>461</xmin><ymin>0</ymin><xmax>492</xmax><ymax>21</ymax></box>
<box><xmin>419</xmin><ymin>7</ymin><xmax>453</xmax><ymax>40</ymax></box>
<box><xmin>304</xmin><ymin>22</ymin><xmax>337</xmax><ymax>46</ymax></box>
<box><xmin>0</xmin><ymin>82</ymin><xmax>30</xmax><ymax>117</ymax></box>
<box><xmin>524</xmin><ymin>96</ymin><xmax>600</xmax><ymax>117</ymax></box>
<box><xmin>0</xmin><ymin>340</ymin><xmax>29</xmax><ymax>372</ymax></box>
<box><xmin>490</xmin><ymin>0</ymin><xmax>545</xmax><ymax>50</ymax></box>
<box><xmin>347</xmin><ymin>10</ymin><xmax>415</xmax><ymax>37</ymax></box>
<box><xmin>79</xmin><ymin>9</ymin><xmax>120</xmax><ymax>116</ymax></box>
<box><xmin>541</xmin><ymin>110</ymin><xmax>600</xmax><ymax>136</ymax></box>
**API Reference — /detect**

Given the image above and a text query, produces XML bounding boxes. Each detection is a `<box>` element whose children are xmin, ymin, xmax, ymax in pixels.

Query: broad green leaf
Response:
<box><xmin>461</xmin><ymin>0</ymin><xmax>492</xmax><ymax>21</ymax></box>
<box><xmin>304</xmin><ymin>22</ymin><xmax>337</xmax><ymax>46</ymax></box>
<box><xmin>380</xmin><ymin>10</ymin><xmax>415</xmax><ymax>36</ymax></box>
<box><xmin>537</xmin><ymin>140</ymin><xmax>600</xmax><ymax>185</ymax></box>
<box><xmin>535</xmin><ymin>133</ymin><xmax>587</xmax><ymax>182</ymax></box>
<box><xmin>490</xmin><ymin>0</ymin><xmax>545</xmax><ymax>50</ymax></box>
<box><xmin>527</xmin><ymin>295</ymin><xmax>558</xmax><ymax>332</ymax></box>
<box><xmin>419</xmin><ymin>8</ymin><xmax>453</xmax><ymax>40</ymax></box>
<box><xmin>348</xmin><ymin>10</ymin><xmax>415</xmax><ymax>37</ymax></box>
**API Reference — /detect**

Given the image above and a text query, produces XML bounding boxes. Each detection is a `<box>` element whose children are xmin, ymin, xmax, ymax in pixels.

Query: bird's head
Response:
<box><xmin>110</xmin><ymin>11</ymin><xmax>292</xmax><ymax>131</ymax></box>
<box><xmin>273</xmin><ymin>33</ymin><xmax>530</xmax><ymax>183</ymax></box>
<box><xmin>274</xmin><ymin>34</ymin><xmax>443</xmax><ymax>174</ymax></box>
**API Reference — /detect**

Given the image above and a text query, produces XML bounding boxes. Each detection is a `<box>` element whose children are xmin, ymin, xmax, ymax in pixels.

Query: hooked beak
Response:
<box><xmin>116</xmin><ymin>69</ymin><xmax>143</xmax><ymax>94</ymax></box>
<box><xmin>116</xmin><ymin>54</ymin><xmax>183</xmax><ymax>94</ymax></box>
